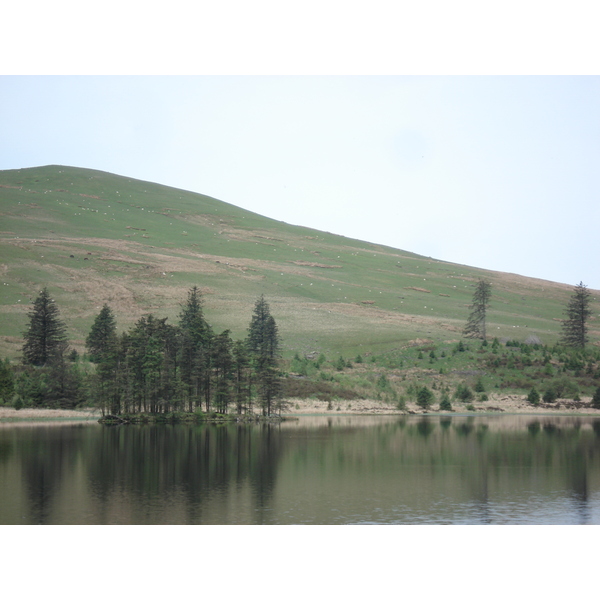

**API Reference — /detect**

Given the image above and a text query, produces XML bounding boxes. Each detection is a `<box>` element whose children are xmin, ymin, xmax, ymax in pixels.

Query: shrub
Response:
<box><xmin>376</xmin><ymin>373</ymin><xmax>390</xmax><ymax>391</ymax></box>
<box><xmin>592</xmin><ymin>387</ymin><xmax>600</xmax><ymax>409</ymax></box>
<box><xmin>454</xmin><ymin>383</ymin><xmax>473</xmax><ymax>402</ymax></box>
<box><xmin>474</xmin><ymin>378</ymin><xmax>486</xmax><ymax>393</ymax></box>
<box><xmin>397</xmin><ymin>396</ymin><xmax>407</xmax><ymax>411</ymax></box>
<box><xmin>416</xmin><ymin>386</ymin><xmax>434</xmax><ymax>410</ymax></box>
<box><xmin>466</xmin><ymin>404</ymin><xmax>476</xmax><ymax>412</ymax></box>
<box><xmin>546</xmin><ymin>377</ymin><xmax>580</xmax><ymax>400</ymax></box>
<box><xmin>439</xmin><ymin>394</ymin><xmax>452</xmax><ymax>411</ymax></box>
<box><xmin>542</xmin><ymin>389</ymin><xmax>557</xmax><ymax>403</ymax></box>
<box><xmin>527</xmin><ymin>388</ymin><xmax>540</xmax><ymax>405</ymax></box>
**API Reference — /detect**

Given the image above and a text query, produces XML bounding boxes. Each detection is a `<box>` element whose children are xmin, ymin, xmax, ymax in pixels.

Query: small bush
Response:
<box><xmin>439</xmin><ymin>394</ymin><xmax>452</xmax><ymax>411</ymax></box>
<box><xmin>474</xmin><ymin>378</ymin><xmax>486</xmax><ymax>393</ymax></box>
<box><xmin>13</xmin><ymin>397</ymin><xmax>24</xmax><ymax>411</ymax></box>
<box><xmin>592</xmin><ymin>387</ymin><xmax>600</xmax><ymax>409</ymax></box>
<box><xmin>527</xmin><ymin>388</ymin><xmax>540</xmax><ymax>405</ymax></box>
<box><xmin>416</xmin><ymin>386</ymin><xmax>435</xmax><ymax>410</ymax></box>
<box><xmin>454</xmin><ymin>383</ymin><xmax>473</xmax><ymax>402</ymax></box>
<box><xmin>466</xmin><ymin>404</ymin><xmax>476</xmax><ymax>412</ymax></box>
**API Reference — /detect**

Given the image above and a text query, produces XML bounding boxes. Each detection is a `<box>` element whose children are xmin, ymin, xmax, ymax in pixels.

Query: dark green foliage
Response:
<box><xmin>85</xmin><ymin>304</ymin><xmax>117</xmax><ymax>362</ymax></box>
<box><xmin>212</xmin><ymin>330</ymin><xmax>233</xmax><ymax>414</ymax></box>
<box><xmin>15</xmin><ymin>361</ymin><xmax>85</xmax><ymax>409</ymax></box>
<box><xmin>247</xmin><ymin>295</ymin><xmax>282</xmax><ymax>416</ymax></box>
<box><xmin>527</xmin><ymin>388</ymin><xmax>540</xmax><ymax>405</ymax></box>
<box><xmin>560</xmin><ymin>282</ymin><xmax>592</xmax><ymax>349</ymax></box>
<box><xmin>233</xmin><ymin>339</ymin><xmax>252</xmax><ymax>414</ymax></box>
<box><xmin>439</xmin><ymin>393</ymin><xmax>452</xmax><ymax>411</ymax></box>
<box><xmin>416</xmin><ymin>385</ymin><xmax>434</xmax><ymax>410</ymax></box>
<box><xmin>376</xmin><ymin>373</ymin><xmax>390</xmax><ymax>391</ymax></box>
<box><xmin>544</xmin><ymin>377</ymin><xmax>580</xmax><ymax>401</ymax></box>
<box><xmin>335</xmin><ymin>356</ymin><xmax>346</xmax><ymax>371</ymax></box>
<box><xmin>592</xmin><ymin>387</ymin><xmax>600</xmax><ymax>409</ymax></box>
<box><xmin>454</xmin><ymin>383</ymin><xmax>473</xmax><ymax>402</ymax></box>
<box><xmin>454</xmin><ymin>341</ymin><xmax>467</xmax><ymax>354</ymax></box>
<box><xmin>474</xmin><ymin>378</ymin><xmax>486</xmax><ymax>393</ymax></box>
<box><xmin>0</xmin><ymin>358</ymin><xmax>15</xmax><ymax>404</ymax></box>
<box><xmin>177</xmin><ymin>286</ymin><xmax>212</xmax><ymax>412</ymax></box>
<box><xmin>22</xmin><ymin>287</ymin><xmax>69</xmax><ymax>367</ymax></box>
<box><xmin>463</xmin><ymin>279</ymin><xmax>492</xmax><ymax>340</ymax></box>
<box><xmin>543</xmin><ymin>388</ymin><xmax>557</xmax><ymax>403</ymax></box>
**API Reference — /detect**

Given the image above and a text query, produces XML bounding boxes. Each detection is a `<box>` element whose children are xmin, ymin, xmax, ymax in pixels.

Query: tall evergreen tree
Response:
<box><xmin>232</xmin><ymin>339</ymin><xmax>252</xmax><ymax>414</ymax></box>
<box><xmin>463</xmin><ymin>279</ymin><xmax>492</xmax><ymax>340</ymax></box>
<box><xmin>212</xmin><ymin>330</ymin><xmax>233</xmax><ymax>414</ymax></box>
<box><xmin>86</xmin><ymin>304</ymin><xmax>117</xmax><ymax>362</ymax></box>
<box><xmin>22</xmin><ymin>287</ymin><xmax>69</xmax><ymax>366</ymax></box>
<box><xmin>178</xmin><ymin>286</ymin><xmax>212</xmax><ymax>412</ymax></box>
<box><xmin>560</xmin><ymin>282</ymin><xmax>592</xmax><ymax>348</ymax></box>
<box><xmin>247</xmin><ymin>295</ymin><xmax>280</xmax><ymax>367</ymax></box>
<box><xmin>247</xmin><ymin>295</ymin><xmax>281</xmax><ymax>416</ymax></box>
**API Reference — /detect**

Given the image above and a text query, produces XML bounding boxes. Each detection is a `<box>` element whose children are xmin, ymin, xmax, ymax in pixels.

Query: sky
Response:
<box><xmin>2</xmin><ymin>75</ymin><xmax>598</xmax><ymax>289</ymax></box>
<box><xmin>1</xmin><ymin>4</ymin><xmax>599</xmax><ymax>290</ymax></box>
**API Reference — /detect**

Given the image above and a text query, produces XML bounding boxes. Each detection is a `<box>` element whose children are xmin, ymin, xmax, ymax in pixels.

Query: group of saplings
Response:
<box><xmin>5</xmin><ymin>286</ymin><xmax>283</xmax><ymax>416</ymax></box>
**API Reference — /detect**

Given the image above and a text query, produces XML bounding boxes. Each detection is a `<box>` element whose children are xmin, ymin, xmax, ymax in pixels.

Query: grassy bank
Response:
<box><xmin>2</xmin><ymin>166</ymin><xmax>598</xmax><ymax>360</ymax></box>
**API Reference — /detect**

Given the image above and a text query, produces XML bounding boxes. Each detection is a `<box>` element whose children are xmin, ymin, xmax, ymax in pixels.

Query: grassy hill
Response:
<box><xmin>1</xmin><ymin>165</ymin><xmax>598</xmax><ymax>361</ymax></box>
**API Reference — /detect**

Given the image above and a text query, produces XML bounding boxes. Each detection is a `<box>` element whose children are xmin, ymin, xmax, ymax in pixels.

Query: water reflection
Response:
<box><xmin>1</xmin><ymin>416</ymin><xmax>600</xmax><ymax>524</ymax></box>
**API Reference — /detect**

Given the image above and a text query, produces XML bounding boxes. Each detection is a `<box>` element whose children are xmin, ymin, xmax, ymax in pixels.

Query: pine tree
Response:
<box><xmin>212</xmin><ymin>330</ymin><xmax>233</xmax><ymax>414</ymax></box>
<box><xmin>233</xmin><ymin>339</ymin><xmax>251</xmax><ymax>414</ymax></box>
<box><xmin>22</xmin><ymin>287</ymin><xmax>69</xmax><ymax>366</ymax></box>
<box><xmin>560</xmin><ymin>282</ymin><xmax>592</xmax><ymax>349</ymax></box>
<box><xmin>247</xmin><ymin>295</ymin><xmax>280</xmax><ymax>367</ymax></box>
<box><xmin>178</xmin><ymin>286</ymin><xmax>212</xmax><ymax>412</ymax></box>
<box><xmin>247</xmin><ymin>295</ymin><xmax>281</xmax><ymax>416</ymax></box>
<box><xmin>592</xmin><ymin>387</ymin><xmax>600</xmax><ymax>409</ymax></box>
<box><xmin>0</xmin><ymin>358</ymin><xmax>15</xmax><ymax>404</ymax></box>
<box><xmin>463</xmin><ymin>279</ymin><xmax>492</xmax><ymax>340</ymax></box>
<box><xmin>86</xmin><ymin>304</ymin><xmax>117</xmax><ymax>362</ymax></box>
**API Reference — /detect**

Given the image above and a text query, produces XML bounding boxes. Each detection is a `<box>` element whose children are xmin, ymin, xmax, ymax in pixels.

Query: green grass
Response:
<box><xmin>1</xmin><ymin>165</ymin><xmax>598</xmax><ymax>359</ymax></box>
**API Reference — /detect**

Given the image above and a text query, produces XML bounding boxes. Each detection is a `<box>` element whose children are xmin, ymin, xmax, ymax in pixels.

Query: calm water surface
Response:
<box><xmin>1</xmin><ymin>414</ymin><xmax>600</xmax><ymax>524</ymax></box>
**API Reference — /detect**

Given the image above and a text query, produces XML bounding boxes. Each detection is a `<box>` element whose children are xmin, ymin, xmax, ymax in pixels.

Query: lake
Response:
<box><xmin>1</xmin><ymin>414</ymin><xmax>600</xmax><ymax>525</ymax></box>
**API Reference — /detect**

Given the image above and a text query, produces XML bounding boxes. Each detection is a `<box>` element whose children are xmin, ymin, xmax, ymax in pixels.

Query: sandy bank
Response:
<box><xmin>283</xmin><ymin>394</ymin><xmax>600</xmax><ymax>416</ymax></box>
<box><xmin>1</xmin><ymin>393</ymin><xmax>599</xmax><ymax>423</ymax></box>
<box><xmin>0</xmin><ymin>407</ymin><xmax>102</xmax><ymax>423</ymax></box>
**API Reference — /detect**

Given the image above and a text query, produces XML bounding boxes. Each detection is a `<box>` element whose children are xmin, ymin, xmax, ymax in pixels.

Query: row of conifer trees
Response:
<box><xmin>8</xmin><ymin>287</ymin><xmax>284</xmax><ymax>415</ymax></box>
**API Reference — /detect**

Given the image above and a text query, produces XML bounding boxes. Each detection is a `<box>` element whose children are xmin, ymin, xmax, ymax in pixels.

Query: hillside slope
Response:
<box><xmin>1</xmin><ymin>165</ymin><xmax>597</xmax><ymax>358</ymax></box>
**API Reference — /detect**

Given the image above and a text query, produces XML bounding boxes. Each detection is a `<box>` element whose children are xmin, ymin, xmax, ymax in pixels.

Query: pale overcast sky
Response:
<box><xmin>1</xmin><ymin>4</ymin><xmax>598</xmax><ymax>290</ymax></box>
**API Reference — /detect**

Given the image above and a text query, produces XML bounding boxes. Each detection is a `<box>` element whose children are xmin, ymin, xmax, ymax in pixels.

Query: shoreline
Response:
<box><xmin>1</xmin><ymin>393</ymin><xmax>600</xmax><ymax>423</ymax></box>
